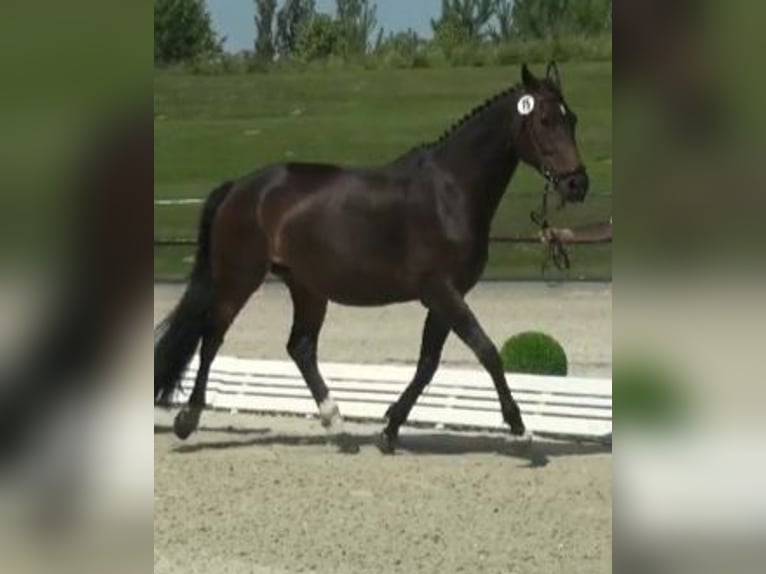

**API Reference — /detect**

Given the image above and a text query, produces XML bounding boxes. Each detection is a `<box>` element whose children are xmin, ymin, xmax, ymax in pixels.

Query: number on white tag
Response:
<box><xmin>517</xmin><ymin>94</ymin><xmax>535</xmax><ymax>115</ymax></box>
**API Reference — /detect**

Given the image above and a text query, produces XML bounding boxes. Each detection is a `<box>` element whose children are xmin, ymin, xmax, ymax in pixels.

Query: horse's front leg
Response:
<box><xmin>421</xmin><ymin>279</ymin><xmax>527</xmax><ymax>438</ymax></box>
<box><xmin>379</xmin><ymin>311</ymin><xmax>449</xmax><ymax>453</ymax></box>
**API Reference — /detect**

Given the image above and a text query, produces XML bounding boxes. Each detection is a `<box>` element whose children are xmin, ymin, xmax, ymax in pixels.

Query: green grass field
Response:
<box><xmin>155</xmin><ymin>61</ymin><xmax>611</xmax><ymax>280</ymax></box>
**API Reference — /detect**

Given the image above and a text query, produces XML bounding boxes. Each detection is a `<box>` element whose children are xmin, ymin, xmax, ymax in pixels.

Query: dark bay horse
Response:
<box><xmin>155</xmin><ymin>62</ymin><xmax>589</xmax><ymax>453</ymax></box>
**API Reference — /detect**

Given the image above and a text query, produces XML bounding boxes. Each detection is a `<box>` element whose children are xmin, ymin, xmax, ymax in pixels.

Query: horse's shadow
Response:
<box><xmin>154</xmin><ymin>424</ymin><xmax>271</xmax><ymax>436</ymax></box>
<box><xmin>157</xmin><ymin>424</ymin><xmax>610</xmax><ymax>468</ymax></box>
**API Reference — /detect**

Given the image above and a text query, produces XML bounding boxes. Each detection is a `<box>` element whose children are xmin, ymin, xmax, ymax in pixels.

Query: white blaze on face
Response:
<box><xmin>517</xmin><ymin>94</ymin><xmax>535</xmax><ymax>116</ymax></box>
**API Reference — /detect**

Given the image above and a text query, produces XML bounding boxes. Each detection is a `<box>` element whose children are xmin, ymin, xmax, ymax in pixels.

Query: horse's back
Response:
<box><xmin>247</xmin><ymin>164</ymin><xmax>419</xmax><ymax>301</ymax></box>
<box><xmin>221</xmin><ymin>160</ymin><xmax>475</xmax><ymax>305</ymax></box>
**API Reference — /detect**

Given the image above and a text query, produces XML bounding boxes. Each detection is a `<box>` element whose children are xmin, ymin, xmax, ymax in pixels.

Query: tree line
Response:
<box><xmin>155</xmin><ymin>0</ymin><xmax>611</xmax><ymax>67</ymax></box>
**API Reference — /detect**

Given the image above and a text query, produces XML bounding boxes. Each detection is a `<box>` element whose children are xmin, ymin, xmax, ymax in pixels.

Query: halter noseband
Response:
<box><xmin>542</xmin><ymin>166</ymin><xmax>585</xmax><ymax>189</ymax></box>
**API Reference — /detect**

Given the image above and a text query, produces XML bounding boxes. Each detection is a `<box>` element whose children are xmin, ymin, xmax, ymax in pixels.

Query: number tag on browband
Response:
<box><xmin>517</xmin><ymin>94</ymin><xmax>535</xmax><ymax>115</ymax></box>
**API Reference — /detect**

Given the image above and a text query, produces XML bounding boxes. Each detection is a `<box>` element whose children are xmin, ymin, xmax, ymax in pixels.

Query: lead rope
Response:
<box><xmin>530</xmin><ymin>180</ymin><xmax>570</xmax><ymax>275</ymax></box>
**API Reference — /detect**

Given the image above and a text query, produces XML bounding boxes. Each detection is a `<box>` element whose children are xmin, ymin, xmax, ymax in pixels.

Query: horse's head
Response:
<box><xmin>513</xmin><ymin>62</ymin><xmax>589</xmax><ymax>203</ymax></box>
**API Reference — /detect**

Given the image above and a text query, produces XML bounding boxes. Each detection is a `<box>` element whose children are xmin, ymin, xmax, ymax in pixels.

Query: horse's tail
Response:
<box><xmin>154</xmin><ymin>181</ymin><xmax>234</xmax><ymax>405</ymax></box>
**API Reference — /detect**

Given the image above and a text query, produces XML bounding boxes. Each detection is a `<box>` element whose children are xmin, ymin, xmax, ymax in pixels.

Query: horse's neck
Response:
<box><xmin>432</xmin><ymin>109</ymin><xmax>518</xmax><ymax>233</ymax></box>
<box><xmin>388</xmin><ymin>145</ymin><xmax>428</xmax><ymax>170</ymax></box>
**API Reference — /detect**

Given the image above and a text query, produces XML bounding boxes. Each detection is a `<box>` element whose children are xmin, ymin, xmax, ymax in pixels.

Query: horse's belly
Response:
<box><xmin>292</xmin><ymin>264</ymin><xmax>418</xmax><ymax>306</ymax></box>
<box><xmin>327</xmin><ymin>285</ymin><xmax>416</xmax><ymax>307</ymax></box>
<box><xmin>275</xmin><ymin>201</ymin><xmax>423</xmax><ymax>304</ymax></box>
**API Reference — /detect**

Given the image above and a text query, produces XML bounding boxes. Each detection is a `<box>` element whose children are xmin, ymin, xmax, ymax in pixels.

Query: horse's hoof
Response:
<box><xmin>511</xmin><ymin>429</ymin><xmax>534</xmax><ymax>444</ymax></box>
<box><xmin>333</xmin><ymin>432</ymin><xmax>360</xmax><ymax>454</ymax></box>
<box><xmin>173</xmin><ymin>408</ymin><xmax>201</xmax><ymax>440</ymax></box>
<box><xmin>376</xmin><ymin>429</ymin><xmax>398</xmax><ymax>455</ymax></box>
<box><xmin>508</xmin><ymin>411</ymin><xmax>527</xmax><ymax>436</ymax></box>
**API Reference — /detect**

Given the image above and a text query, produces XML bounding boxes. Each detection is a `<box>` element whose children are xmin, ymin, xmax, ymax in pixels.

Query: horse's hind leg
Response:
<box><xmin>174</xmin><ymin>251</ymin><xmax>269</xmax><ymax>439</ymax></box>
<box><xmin>173</xmin><ymin>313</ymin><xmax>227</xmax><ymax>439</ymax></box>
<box><xmin>284</xmin><ymin>278</ymin><xmax>357</xmax><ymax>453</ymax></box>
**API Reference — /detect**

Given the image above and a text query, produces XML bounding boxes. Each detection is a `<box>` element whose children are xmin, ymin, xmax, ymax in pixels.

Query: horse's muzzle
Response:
<box><xmin>557</xmin><ymin>169</ymin><xmax>589</xmax><ymax>203</ymax></box>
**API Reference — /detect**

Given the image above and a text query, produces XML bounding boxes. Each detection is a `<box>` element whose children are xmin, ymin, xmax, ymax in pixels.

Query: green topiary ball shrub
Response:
<box><xmin>500</xmin><ymin>331</ymin><xmax>568</xmax><ymax>376</ymax></box>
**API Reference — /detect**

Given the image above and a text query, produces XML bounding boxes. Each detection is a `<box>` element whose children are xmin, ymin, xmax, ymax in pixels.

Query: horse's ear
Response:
<box><xmin>521</xmin><ymin>63</ymin><xmax>538</xmax><ymax>90</ymax></box>
<box><xmin>546</xmin><ymin>61</ymin><xmax>561</xmax><ymax>89</ymax></box>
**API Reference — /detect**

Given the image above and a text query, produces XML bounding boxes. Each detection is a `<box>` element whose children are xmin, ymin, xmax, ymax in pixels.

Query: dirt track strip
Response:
<box><xmin>155</xmin><ymin>411</ymin><xmax>612</xmax><ymax>574</ymax></box>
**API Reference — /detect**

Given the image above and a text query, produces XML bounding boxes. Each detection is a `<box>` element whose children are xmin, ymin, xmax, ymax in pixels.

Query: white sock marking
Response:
<box><xmin>318</xmin><ymin>396</ymin><xmax>344</xmax><ymax>433</ymax></box>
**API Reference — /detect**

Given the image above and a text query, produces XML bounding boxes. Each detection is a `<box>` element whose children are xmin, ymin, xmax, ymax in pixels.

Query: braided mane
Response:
<box><xmin>422</xmin><ymin>84</ymin><xmax>521</xmax><ymax>150</ymax></box>
<box><xmin>389</xmin><ymin>83</ymin><xmax>522</xmax><ymax>166</ymax></box>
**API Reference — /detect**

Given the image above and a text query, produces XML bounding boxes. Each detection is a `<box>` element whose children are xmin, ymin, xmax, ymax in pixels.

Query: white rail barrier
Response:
<box><xmin>179</xmin><ymin>356</ymin><xmax>612</xmax><ymax>442</ymax></box>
